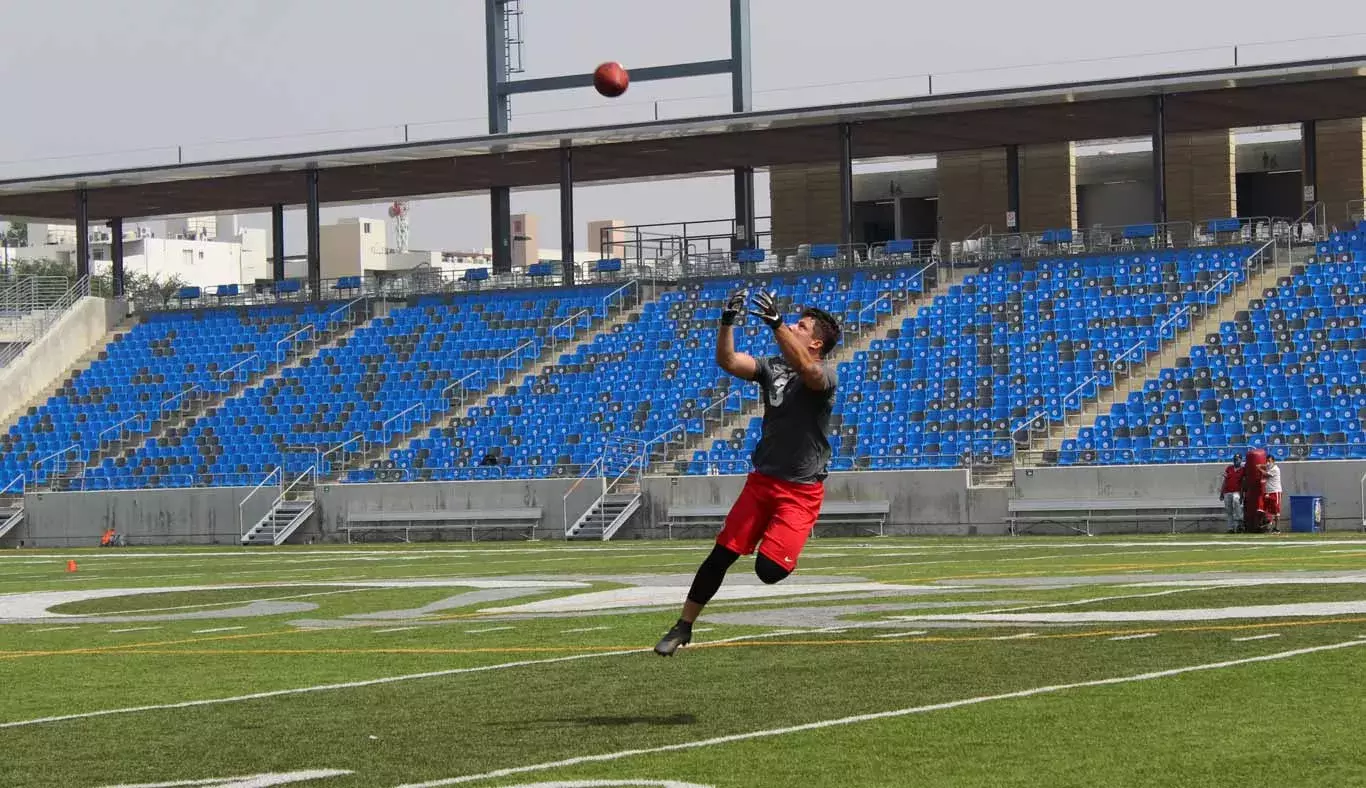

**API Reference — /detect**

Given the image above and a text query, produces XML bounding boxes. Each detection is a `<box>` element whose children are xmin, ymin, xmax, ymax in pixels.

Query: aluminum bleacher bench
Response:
<box><xmin>663</xmin><ymin>500</ymin><xmax>890</xmax><ymax>539</ymax></box>
<box><xmin>343</xmin><ymin>508</ymin><xmax>542</xmax><ymax>543</ymax></box>
<box><xmin>1007</xmin><ymin>497</ymin><xmax>1225</xmax><ymax>536</ymax></box>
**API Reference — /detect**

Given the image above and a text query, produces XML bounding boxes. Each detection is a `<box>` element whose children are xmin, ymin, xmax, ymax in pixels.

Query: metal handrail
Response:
<box><xmin>600</xmin><ymin>279</ymin><xmax>639</xmax><ymax>315</ymax></box>
<box><xmin>562</xmin><ymin>454</ymin><xmax>606</xmax><ymax>536</ymax></box>
<box><xmin>380</xmin><ymin>402</ymin><xmax>426</xmax><ymax>436</ymax></box>
<box><xmin>548</xmin><ymin>308</ymin><xmax>592</xmax><ymax>355</ymax></box>
<box><xmin>274</xmin><ymin>324</ymin><xmax>316</xmax><ymax>363</ymax></box>
<box><xmin>30</xmin><ymin>443</ymin><xmax>80</xmax><ymax>483</ymax></box>
<box><xmin>1</xmin><ymin>474</ymin><xmax>23</xmax><ymax>497</ymax></box>
<box><xmin>441</xmin><ymin>370</ymin><xmax>483</xmax><ymax>410</ymax></box>
<box><xmin>96</xmin><ymin>413</ymin><xmax>147</xmax><ymax>446</ymax></box>
<box><xmin>0</xmin><ymin>276</ymin><xmax>91</xmax><ymax>369</ymax></box>
<box><xmin>215</xmin><ymin>353</ymin><xmax>261</xmax><ymax>385</ymax></box>
<box><xmin>159</xmin><ymin>384</ymin><xmax>203</xmax><ymax>418</ymax></box>
<box><xmin>853</xmin><ymin>293</ymin><xmax>893</xmax><ymax>335</ymax></box>
<box><xmin>237</xmin><ymin>467</ymin><xmax>282</xmax><ymax>539</ymax></box>
<box><xmin>1359</xmin><ymin>468</ymin><xmax>1366</xmax><ymax>531</ymax></box>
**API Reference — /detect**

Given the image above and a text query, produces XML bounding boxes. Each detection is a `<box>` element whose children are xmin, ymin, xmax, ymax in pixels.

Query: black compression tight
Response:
<box><xmin>685</xmin><ymin>545</ymin><xmax>793</xmax><ymax>607</ymax></box>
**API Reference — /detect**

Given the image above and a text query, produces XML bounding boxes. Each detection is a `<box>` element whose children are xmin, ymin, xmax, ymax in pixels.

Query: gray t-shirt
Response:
<box><xmin>750</xmin><ymin>355</ymin><xmax>838</xmax><ymax>484</ymax></box>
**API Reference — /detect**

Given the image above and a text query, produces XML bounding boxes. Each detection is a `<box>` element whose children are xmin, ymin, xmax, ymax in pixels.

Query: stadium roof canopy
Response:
<box><xmin>3</xmin><ymin>55</ymin><xmax>1366</xmax><ymax>221</ymax></box>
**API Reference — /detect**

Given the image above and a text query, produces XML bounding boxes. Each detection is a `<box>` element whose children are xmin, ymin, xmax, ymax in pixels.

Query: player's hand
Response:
<box><xmin>721</xmin><ymin>288</ymin><xmax>747</xmax><ymax>326</ymax></box>
<box><xmin>748</xmin><ymin>290</ymin><xmax>783</xmax><ymax>330</ymax></box>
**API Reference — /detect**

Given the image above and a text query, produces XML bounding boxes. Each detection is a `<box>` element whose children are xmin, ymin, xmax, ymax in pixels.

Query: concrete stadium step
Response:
<box><xmin>1015</xmin><ymin>242</ymin><xmax>1310</xmax><ymax>466</ymax></box>
<box><xmin>362</xmin><ymin>283</ymin><xmax>661</xmax><ymax>475</ymax></box>
<box><xmin>655</xmin><ymin>262</ymin><xmax>973</xmax><ymax>475</ymax></box>
<box><xmin>241</xmin><ymin>498</ymin><xmax>316</xmax><ymax>546</ymax></box>
<box><xmin>567</xmin><ymin>492</ymin><xmax>642</xmax><ymax>541</ymax></box>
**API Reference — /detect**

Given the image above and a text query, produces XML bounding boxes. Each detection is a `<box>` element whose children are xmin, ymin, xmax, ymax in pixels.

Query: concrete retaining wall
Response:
<box><xmin>11</xmin><ymin>460</ymin><xmax>1362</xmax><ymax>548</ymax></box>
<box><xmin>0</xmin><ymin>296</ymin><xmax>127</xmax><ymax>427</ymax></box>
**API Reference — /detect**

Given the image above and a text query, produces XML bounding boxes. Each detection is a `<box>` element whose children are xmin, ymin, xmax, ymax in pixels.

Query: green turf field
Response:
<box><xmin>3</xmin><ymin>535</ymin><xmax>1366</xmax><ymax>787</ymax></box>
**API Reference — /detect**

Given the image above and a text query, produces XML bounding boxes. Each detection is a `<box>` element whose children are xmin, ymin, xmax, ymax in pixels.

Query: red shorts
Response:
<box><xmin>716</xmin><ymin>471</ymin><xmax>824</xmax><ymax>571</ymax></box>
<box><xmin>1262</xmin><ymin>492</ymin><xmax>1281</xmax><ymax>517</ymax></box>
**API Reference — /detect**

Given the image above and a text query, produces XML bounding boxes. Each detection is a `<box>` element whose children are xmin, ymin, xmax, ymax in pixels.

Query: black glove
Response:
<box><xmin>748</xmin><ymin>289</ymin><xmax>782</xmax><ymax>331</ymax></box>
<box><xmin>721</xmin><ymin>288</ymin><xmax>747</xmax><ymax>326</ymax></box>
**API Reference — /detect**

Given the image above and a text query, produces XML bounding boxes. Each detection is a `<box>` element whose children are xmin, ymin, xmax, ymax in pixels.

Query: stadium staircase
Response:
<box><xmin>0</xmin><ymin>475</ymin><xmax>24</xmax><ymax>541</ymax></box>
<box><xmin>241</xmin><ymin>467</ymin><xmax>318</xmax><ymax>546</ymax></box>
<box><xmin>73</xmin><ymin>298</ymin><xmax>373</xmax><ymax>490</ymax></box>
<box><xmin>338</xmin><ymin>282</ymin><xmax>646</xmax><ymax>482</ymax></box>
<box><xmin>1013</xmin><ymin>240</ymin><xmax>1309</xmax><ymax>468</ymax></box>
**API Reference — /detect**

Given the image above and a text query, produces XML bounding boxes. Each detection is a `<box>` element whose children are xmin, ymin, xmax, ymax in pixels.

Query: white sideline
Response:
<box><xmin>394</xmin><ymin>638</ymin><xmax>1366</xmax><ymax>787</ymax></box>
<box><xmin>0</xmin><ymin>629</ymin><xmax>818</xmax><ymax>731</ymax></box>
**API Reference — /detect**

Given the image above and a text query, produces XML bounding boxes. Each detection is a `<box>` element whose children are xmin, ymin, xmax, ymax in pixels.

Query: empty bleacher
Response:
<box><xmin>1057</xmin><ymin>230</ymin><xmax>1366</xmax><ymax>465</ymax></box>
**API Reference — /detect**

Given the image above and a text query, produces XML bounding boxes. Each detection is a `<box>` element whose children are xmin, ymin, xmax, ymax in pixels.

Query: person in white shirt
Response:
<box><xmin>1262</xmin><ymin>455</ymin><xmax>1283</xmax><ymax>533</ymax></box>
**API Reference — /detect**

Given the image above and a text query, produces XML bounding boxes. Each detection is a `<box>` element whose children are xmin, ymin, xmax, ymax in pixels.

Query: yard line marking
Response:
<box><xmin>690</xmin><ymin>627</ymin><xmax>714</xmax><ymax>633</ymax></box>
<box><xmin>465</xmin><ymin>627</ymin><xmax>515</xmax><ymax>634</ymax></box>
<box><xmin>1232</xmin><ymin>633</ymin><xmax>1282</xmax><ymax>642</ymax></box>
<box><xmin>0</xmin><ymin>628</ymin><xmax>813</xmax><ymax>730</ymax></box>
<box><xmin>109</xmin><ymin>627</ymin><xmax>161</xmax><ymax>633</ymax></box>
<box><xmin>192</xmin><ymin>627</ymin><xmax>246</xmax><ymax>634</ymax></box>
<box><xmin>562</xmin><ymin>627</ymin><xmax>610</xmax><ymax>633</ymax></box>
<box><xmin>988</xmin><ymin>633</ymin><xmax>1037</xmax><ymax>640</ymax></box>
<box><xmin>31</xmin><ymin>626</ymin><xmax>80</xmax><ymax>632</ymax></box>
<box><xmin>397</xmin><ymin>638</ymin><xmax>1366</xmax><ymax>788</ymax></box>
<box><xmin>1109</xmin><ymin>633</ymin><xmax>1157</xmax><ymax>641</ymax></box>
<box><xmin>873</xmin><ymin>630</ymin><xmax>928</xmax><ymax>639</ymax></box>
<box><xmin>979</xmin><ymin>587</ymin><xmax>1206</xmax><ymax>615</ymax></box>
<box><xmin>375</xmin><ymin>627</ymin><xmax>419</xmax><ymax>634</ymax></box>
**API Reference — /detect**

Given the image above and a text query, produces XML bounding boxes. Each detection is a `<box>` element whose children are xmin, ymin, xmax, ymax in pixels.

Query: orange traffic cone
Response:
<box><xmin>65</xmin><ymin>560</ymin><xmax>78</xmax><ymax>573</ymax></box>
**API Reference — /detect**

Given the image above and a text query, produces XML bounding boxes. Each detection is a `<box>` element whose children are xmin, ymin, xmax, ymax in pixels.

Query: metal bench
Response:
<box><xmin>1007</xmin><ymin>497</ymin><xmax>1225</xmax><ymax>536</ymax></box>
<box><xmin>343</xmin><ymin>508</ymin><xmax>542</xmax><ymax>543</ymax></box>
<box><xmin>664</xmin><ymin>500</ymin><xmax>891</xmax><ymax>539</ymax></box>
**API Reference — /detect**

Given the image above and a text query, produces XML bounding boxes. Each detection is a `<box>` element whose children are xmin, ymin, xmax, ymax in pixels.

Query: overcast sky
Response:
<box><xmin>0</xmin><ymin>0</ymin><xmax>1362</xmax><ymax>254</ymax></box>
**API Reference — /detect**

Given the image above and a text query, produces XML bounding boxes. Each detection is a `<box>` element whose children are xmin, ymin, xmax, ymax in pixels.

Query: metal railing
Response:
<box><xmin>238</xmin><ymin>467</ymin><xmax>282</xmax><ymax>539</ymax></box>
<box><xmin>30</xmin><ymin>443</ymin><xmax>81</xmax><ymax>485</ymax></box>
<box><xmin>441</xmin><ymin>370</ymin><xmax>484</xmax><ymax>417</ymax></box>
<box><xmin>0</xmin><ymin>276</ymin><xmax>91</xmax><ymax>369</ymax></box>
<box><xmin>548</xmin><ymin>308</ymin><xmax>592</xmax><ymax>358</ymax></box>
<box><xmin>1</xmin><ymin>474</ymin><xmax>23</xmax><ymax>497</ymax></box>
<box><xmin>274</xmin><ymin>324</ymin><xmax>316</xmax><ymax>364</ymax></box>
<box><xmin>562</xmin><ymin>455</ymin><xmax>606</xmax><ymax>537</ymax></box>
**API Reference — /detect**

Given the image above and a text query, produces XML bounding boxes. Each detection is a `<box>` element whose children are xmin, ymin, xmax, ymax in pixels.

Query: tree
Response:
<box><xmin>4</xmin><ymin>221</ymin><xmax>28</xmax><ymax>246</ymax></box>
<box><xmin>127</xmin><ymin>270</ymin><xmax>188</xmax><ymax>308</ymax></box>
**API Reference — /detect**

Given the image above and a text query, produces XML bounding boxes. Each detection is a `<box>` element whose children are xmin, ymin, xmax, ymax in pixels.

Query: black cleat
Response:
<box><xmin>654</xmin><ymin>620</ymin><xmax>693</xmax><ymax>657</ymax></box>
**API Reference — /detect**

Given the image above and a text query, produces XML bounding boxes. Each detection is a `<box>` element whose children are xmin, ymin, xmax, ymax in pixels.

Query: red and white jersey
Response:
<box><xmin>1264</xmin><ymin>464</ymin><xmax>1282</xmax><ymax>494</ymax></box>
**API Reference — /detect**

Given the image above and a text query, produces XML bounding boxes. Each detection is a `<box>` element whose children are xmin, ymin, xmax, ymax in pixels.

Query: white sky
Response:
<box><xmin>0</xmin><ymin>0</ymin><xmax>1362</xmax><ymax>253</ymax></box>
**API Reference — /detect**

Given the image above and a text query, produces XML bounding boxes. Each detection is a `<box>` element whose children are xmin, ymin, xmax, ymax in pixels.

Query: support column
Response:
<box><xmin>1005</xmin><ymin>144</ymin><xmax>1021</xmax><ymax>233</ymax></box>
<box><xmin>936</xmin><ymin>148</ymin><xmax>1008</xmax><ymax>243</ymax></box>
<box><xmin>768</xmin><ymin>164</ymin><xmax>841</xmax><ymax>251</ymax></box>
<box><xmin>839</xmin><ymin>123</ymin><xmax>854</xmax><ymax>250</ymax></box>
<box><xmin>271</xmin><ymin>204</ymin><xmax>285</xmax><ymax>282</ymax></box>
<box><xmin>1316</xmin><ymin>117</ymin><xmax>1366</xmax><ymax>225</ymax></box>
<box><xmin>306</xmin><ymin>169</ymin><xmax>321</xmax><ymax>301</ymax></box>
<box><xmin>730</xmin><ymin>0</ymin><xmax>756</xmax><ymax>251</ymax></box>
<box><xmin>1301</xmin><ymin>120</ymin><xmax>1318</xmax><ymax>214</ymax></box>
<box><xmin>75</xmin><ymin>190</ymin><xmax>90</xmax><ymax>281</ymax></box>
<box><xmin>559</xmin><ymin>145</ymin><xmax>575</xmax><ymax>287</ymax></box>
<box><xmin>109</xmin><ymin>218</ymin><xmax>125</xmax><ymax>298</ymax></box>
<box><xmin>486</xmin><ymin>0</ymin><xmax>513</xmax><ymax>274</ymax></box>
<box><xmin>491</xmin><ymin>188</ymin><xmax>512</xmax><ymax>274</ymax></box>
<box><xmin>1019</xmin><ymin>142</ymin><xmax>1078</xmax><ymax>232</ymax></box>
<box><xmin>1164</xmin><ymin>129</ymin><xmax>1236</xmax><ymax>231</ymax></box>
<box><xmin>1152</xmin><ymin>95</ymin><xmax>1167</xmax><ymax>225</ymax></box>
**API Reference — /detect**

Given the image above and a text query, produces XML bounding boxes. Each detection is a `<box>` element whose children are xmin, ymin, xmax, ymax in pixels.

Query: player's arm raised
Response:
<box><xmin>750</xmin><ymin>290</ymin><xmax>827</xmax><ymax>391</ymax></box>
<box><xmin>716</xmin><ymin>288</ymin><xmax>759</xmax><ymax>381</ymax></box>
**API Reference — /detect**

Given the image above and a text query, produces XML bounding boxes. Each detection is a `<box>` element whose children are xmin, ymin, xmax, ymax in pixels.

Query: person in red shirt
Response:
<box><xmin>1220</xmin><ymin>455</ymin><xmax>1244</xmax><ymax>534</ymax></box>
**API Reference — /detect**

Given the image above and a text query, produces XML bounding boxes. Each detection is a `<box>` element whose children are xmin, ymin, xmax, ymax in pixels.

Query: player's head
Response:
<box><xmin>1232</xmin><ymin>454</ymin><xmax>1242</xmax><ymax>468</ymax></box>
<box><xmin>795</xmin><ymin>307</ymin><xmax>841</xmax><ymax>358</ymax></box>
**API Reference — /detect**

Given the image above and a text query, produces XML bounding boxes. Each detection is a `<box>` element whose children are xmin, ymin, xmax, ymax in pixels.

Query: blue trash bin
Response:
<box><xmin>1289</xmin><ymin>495</ymin><xmax>1324</xmax><ymax>533</ymax></box>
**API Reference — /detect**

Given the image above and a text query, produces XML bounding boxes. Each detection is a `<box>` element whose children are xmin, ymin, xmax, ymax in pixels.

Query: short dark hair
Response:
<box><xmin>801</xmin><ymin>307</ymin><xmax>841</xmax><ymax>357</ymax></box>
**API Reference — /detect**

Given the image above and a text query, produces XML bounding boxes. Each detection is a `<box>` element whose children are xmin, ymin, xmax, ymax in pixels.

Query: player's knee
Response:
<box><xmin>754</xmin><ymin>554</ymin><xmax>790</xmax><ymax>585</ymax></box>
